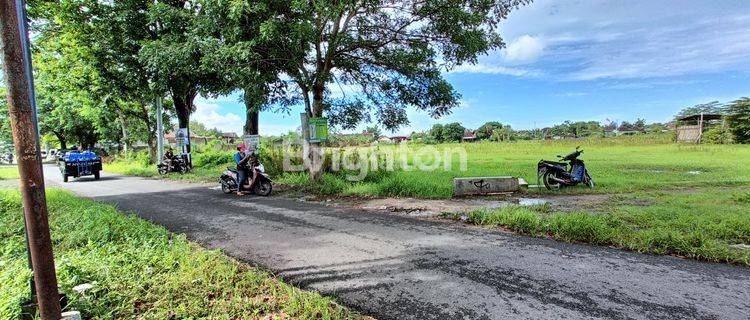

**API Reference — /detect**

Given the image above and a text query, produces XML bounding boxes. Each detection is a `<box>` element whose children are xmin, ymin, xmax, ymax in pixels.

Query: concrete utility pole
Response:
<box><xmin>0</xmin><ymin>0</ymin><xmax>62</xmax><ymax>319</ymax></box>
<box><xmin>156</xmin><ymin>96</ymin><xmax>164</xmax><ymax>160</ymax></box>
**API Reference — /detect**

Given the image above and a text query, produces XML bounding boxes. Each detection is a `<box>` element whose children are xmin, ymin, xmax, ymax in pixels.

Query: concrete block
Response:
<box><xmin>453</xmin><ymin>176</ymin><xmax>519</xmax><ymax>196</ymax></box>
<box><xmin>62</xmin><ymin>311</ymin><xmax>82</xmax><ymax>320</ymax></box>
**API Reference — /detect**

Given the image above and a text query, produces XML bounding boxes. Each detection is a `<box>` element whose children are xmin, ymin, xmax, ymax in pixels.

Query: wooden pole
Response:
<box><xmin>0</xmin><ymin>0</ymin><xmax>62</xmax><ymax>318</ymax></box>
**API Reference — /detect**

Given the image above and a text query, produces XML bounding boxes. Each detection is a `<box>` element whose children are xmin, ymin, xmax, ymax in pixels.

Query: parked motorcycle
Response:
<box><xmin>157</xmin><ymin>154</ymin><xmax>189</xmax><ymax>175</ymax></box>
<box><xmin>537</xmin><ymin>146</ymin><xmax>594</xmax><ymax>190</ymax></box>
<box><xmin>219</xmin><ymin>161</ymin><xmax>273</xmax><ymax>196</ymax></box>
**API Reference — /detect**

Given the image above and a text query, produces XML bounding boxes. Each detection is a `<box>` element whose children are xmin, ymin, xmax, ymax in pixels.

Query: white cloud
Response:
<box><xmin>450</xmin><ymin>64</ymin><xmax>537</xmax><ymax>76</ymax></box>
<box><xmin>192</xmin><ymin>100</ymin><xmax>243</xmax><ymax>134</ymax></box>
<box><xmin>495</xmin><ymin>0</ymin><xmax>750</xmax><ymax>81</ymax></box>
<box><xmin>504</xmin><ymin>35</ymin><xmax>545</xmax><ymax>62</ymax></box>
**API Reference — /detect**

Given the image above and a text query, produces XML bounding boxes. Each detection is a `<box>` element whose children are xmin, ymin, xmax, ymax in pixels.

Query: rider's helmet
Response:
<box><xmin>236</xmin><ymin>144</ymin><xmax>247</xmax><ymax>152</ymax></box>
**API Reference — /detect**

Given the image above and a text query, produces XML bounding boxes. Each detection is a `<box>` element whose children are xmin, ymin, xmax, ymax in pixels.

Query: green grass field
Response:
<box><xmin>0</xmin><ymin>189</ymin><xmax>360</xmax><ymax>319</ymax></box>
<box><xmin>276</xmin><ymin>134</ymin><xmax>750</xmax><ymax>198</ymax></box>
<box><xmin>108</xmin><ymin>134</ymin><xmax>750</xmax><ymax>198</ymax></box>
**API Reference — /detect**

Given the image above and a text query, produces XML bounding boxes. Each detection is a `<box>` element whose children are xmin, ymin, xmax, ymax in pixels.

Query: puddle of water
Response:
<box><xmin>517</xmin><ymin>198</ymin><xmax>550</xmax><ymax>206</ymax></box>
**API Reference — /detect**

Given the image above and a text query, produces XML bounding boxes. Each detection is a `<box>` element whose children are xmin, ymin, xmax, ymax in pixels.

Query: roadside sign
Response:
<box><xmin>244</xmin><ymin>134</ymin><xmax>260</xmax><ymax>150</ymax></box>
<box><xmin>308</xmin><ymin>117</ymin><xmax>328</xmax><ymax>142</ymax></box>
<box><xmin>176</xmin><ymin>128</ymin><xmax>188</xmax><ymax>147</ymax></box>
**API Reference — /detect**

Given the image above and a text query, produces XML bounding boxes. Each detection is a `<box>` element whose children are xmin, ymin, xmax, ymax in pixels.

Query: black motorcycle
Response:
<box><xmin>157</xmin><ymin>154</ymin><xmax>189</xmax><ymax>175</ymax></box>
<box><xmin>219</xmin><ymin>161</ymin><xmax>273</xmax><ymax>196</ymax></box>
<box><xmin>537</xmin><ymin>146</ymin><xmax>594</xmax><ymax>190</ymax></box>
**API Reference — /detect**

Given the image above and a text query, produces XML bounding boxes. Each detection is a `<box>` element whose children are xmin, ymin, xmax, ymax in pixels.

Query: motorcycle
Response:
<box><xmin>537</xmin><ymin>146</ymin><xmax>594</xmax><ymax>190</ymax></box>
<box><xmin>157</xmin><ymin>154</ymin><xmax>189</xmax><ymax>175</ymax></box>
<box><xmin>219</xmin><ymin>160</ymin><xmax>273</xmax><ymax>196</ymax></box>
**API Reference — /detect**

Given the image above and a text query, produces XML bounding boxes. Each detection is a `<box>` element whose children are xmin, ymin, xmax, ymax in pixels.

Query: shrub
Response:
<box><xmin>193</xmin><ymin>150</ymin><xmax>232</xmax><ymax>167</ymax></box>
<box><xmin>702</xmin><ymin>127</ymin><xmax>732</xmax><ymax>144</ymax></box>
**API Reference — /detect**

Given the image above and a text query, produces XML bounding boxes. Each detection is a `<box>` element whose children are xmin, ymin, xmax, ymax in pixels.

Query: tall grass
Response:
<box><xmin>445</xmin><ymin>188</ymin><xmax>750</xmax><ymax>265</ymax></box>
<box><xmin>0</xmin><ymin>189</ymin><xmax>360</xmax><ymax>319</ymax></box>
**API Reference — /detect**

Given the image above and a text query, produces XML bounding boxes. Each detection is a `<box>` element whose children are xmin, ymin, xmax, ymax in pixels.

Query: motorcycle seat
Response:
<box><xmin>227</xmin><ymin>167</ymin><xmax>237</xmax><ymax>173</ymax></box>
<box><xmin>541</xmin><ymin>160</ymin><xmax>567</xmax><ymax>166</ymax></box>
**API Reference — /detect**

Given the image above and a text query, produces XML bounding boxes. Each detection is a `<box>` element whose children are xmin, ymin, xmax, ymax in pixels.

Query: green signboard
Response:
<box><xmin>308</xmin><ymin>117</ymin><xmax>329</xmax><ymax>142</ymax></box>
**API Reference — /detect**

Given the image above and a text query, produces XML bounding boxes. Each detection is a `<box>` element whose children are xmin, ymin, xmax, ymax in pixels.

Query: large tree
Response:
<box><xmin>38</xmin><ymin>0</ymin><xmax>176</xmax><ymax>161</ymax></box>
<box><xmin>31</xmin><ymin>11</ymin><xmax>123</xmax><ymax>150</ymax></box>
<box><xmin>195</xmin><ymin>0</ymin><xmax>298</xmax><ymax>137</ymax></box>
<box><xmin>475</xmin><ymin>121</ymin><xmax>503</xmax><ymax>140</ymax></box>
<box><xmin>270</xmin><ymin>0</ymin><xmax>529</xmax><ymax>179</ymax></box>
<box><xmin>140</xmin><ymin>0</ymin><xmax>224</xmax><ymax>154</ymax></box>
<box><xmin>725</xmin><ymin>98</ymin><xmax>750</xmax><ymax>144</ymax></box>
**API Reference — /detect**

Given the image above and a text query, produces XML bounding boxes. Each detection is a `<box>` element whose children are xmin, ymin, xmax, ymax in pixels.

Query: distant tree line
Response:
<box><xmin>407</xmin><ymin>118</ymin><xmax>669</xmax><ymax>143</ymax></box>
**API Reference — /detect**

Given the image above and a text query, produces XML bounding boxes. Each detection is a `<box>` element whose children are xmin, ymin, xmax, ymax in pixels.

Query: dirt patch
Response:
<box><xmin>307</xmin><ymin>191</ymin><xmax>624</xmax><ymax>218</ymax></box>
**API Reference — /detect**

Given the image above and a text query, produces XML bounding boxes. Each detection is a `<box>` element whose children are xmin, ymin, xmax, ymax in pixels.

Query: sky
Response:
<box><xmin>191</xmin><ymin>0</ymin><xmax>750</xmax><ymax>136</ymax></box>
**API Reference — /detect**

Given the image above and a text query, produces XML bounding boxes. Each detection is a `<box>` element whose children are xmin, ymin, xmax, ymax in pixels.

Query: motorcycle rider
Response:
<box><xmin>163</xmin><ymin>147</ymin><xmax>175</xmax><ymax>171</ymax></box>
<box><xmin>233</xmin><ymin>144</ymin><xmax>252</xmax><ymax>195</ymax></box>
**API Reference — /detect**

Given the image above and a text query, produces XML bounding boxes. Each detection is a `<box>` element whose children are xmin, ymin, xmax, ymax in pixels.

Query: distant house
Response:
<box><xmin>361</xmin><ymin>130</ymin><xmax>376</xmax><ymax>140</ymax></box>
<box><xmin>462</xmin><ymin>130</ymin><xmax>477</xmax><ymax>142</ymax></box>
<box><xmin>165</xmin><ymin>131</ymin><xmax>209</xmax><ymax>146</ymax></box>
<box><xmin>603</xmin><ymin>126</ymin><xmax>645</xmax><ymax>136</ymax></box>
<box><xmin>675</xmin><ymin>113</ymin><xmax>723</xmax><ymax>143</ymax></box>
<box><xmin>221</xmin><ymin>132</ymin><xmax>239</xmax><ymax>143</ymax></box>
<box><xmin>615</xmin><ymin>126</ymin><xmax>645</xmax><ymax>136</ymax></box>
<box><xmin>389</xmin><ymin>136</ymin><xmax>410</xmax><ymax>143</ymax></box>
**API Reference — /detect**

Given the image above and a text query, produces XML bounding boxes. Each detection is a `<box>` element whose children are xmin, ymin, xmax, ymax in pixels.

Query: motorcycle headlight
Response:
<box><xmin>258</xmin><ymin>164</ymin><xmax>265</xmax><ymax>173</ymax></box>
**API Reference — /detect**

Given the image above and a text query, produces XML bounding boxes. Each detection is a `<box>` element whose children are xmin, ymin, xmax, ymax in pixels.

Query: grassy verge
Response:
<box><xmin>0</xmin><ymin>189</ymin><xmax>360</xmax><ymax>319</ymax></box>
<box><xmin>0</xmin><ymin>166</ymin><xmax>19</xmax><ymax>180</ymax></box>
<box><xmin>105</xmin><ymin>161</ymin><xmax>229</xmax><ymax>184</ymax></box>
<box><xmin>443</xmin><ymin>188</ymin><xmax>750</xmax><ymax>265</ymax></box>
<box><xmin>104</xmin><ymin>137</ymin><xmax>750</xmax><ymax>199</ymax></box>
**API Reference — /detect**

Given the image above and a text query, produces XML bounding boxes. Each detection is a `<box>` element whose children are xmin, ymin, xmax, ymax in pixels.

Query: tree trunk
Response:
<box><xmin>173</xmin><ymin>91</ymin><xmax>196</xmax><ymax>154</ymax></box>
<box><xmin>245</xmin><ymin>109</ymin><xmax>258</xmax><ymax>135</ymax></box>
<box><xmin>242</xmin><ymin>88</ymin><xmax>261</xmax><ymax>135</ymax></box>
<box><xmin>52</xmin><ymin>131</ymin><xmax>66</xmax><ymax>150</ymax></box>
<box><xmin>115</xmin><ymin>106</ymin><xmax>129</xmax><ymax>154</ymax></box>
<box><xmin>139</xmin><ymin>103</ymin><xmax>156</xmax><ymax>164</ymax></box>
<box><xmin>308</xmin><ymin>84</ymin><xmax>326</xmax><ymax>181</ymax></box>
<box><xmin>146</xmin><ymin>136</ymin><xmax>156</xmax><ymax>165</ymax></box>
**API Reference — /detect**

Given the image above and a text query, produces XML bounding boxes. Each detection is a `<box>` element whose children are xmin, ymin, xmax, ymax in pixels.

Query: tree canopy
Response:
<box><xmin>725</xmin><ymin>98</ymin><xmax>750</xmax><ymax>144</ymax></box>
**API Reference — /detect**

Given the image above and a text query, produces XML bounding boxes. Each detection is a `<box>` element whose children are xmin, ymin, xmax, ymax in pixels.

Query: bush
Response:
<box><xmin>702</xmin><ymin>127</ymin><xmax>732</xmax><ymax>144</ymax></box>
<box><xmin>193</xmin><ymin>150</ymin><xmax>232</xmax><ymax>167</ymax></box>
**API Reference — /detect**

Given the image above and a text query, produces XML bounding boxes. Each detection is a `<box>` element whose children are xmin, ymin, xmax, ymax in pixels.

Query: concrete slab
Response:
<box><xmin>454</xmin><ymin>176</ymin><xmax>519</xmax><ymax>196</ymax></box>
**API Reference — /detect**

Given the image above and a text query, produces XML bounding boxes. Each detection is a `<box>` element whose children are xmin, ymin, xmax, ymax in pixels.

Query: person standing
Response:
<box><xmin>233</xmin><ymin>144</ymin><xmax>251</xmax><ymax>195</ymax></box>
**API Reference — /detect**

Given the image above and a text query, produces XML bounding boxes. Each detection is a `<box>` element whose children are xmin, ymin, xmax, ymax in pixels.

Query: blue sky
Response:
<box><xmin>192</xmin><ymin>0</ymin><xmax>750</xmax><ymax>135</ymax></box>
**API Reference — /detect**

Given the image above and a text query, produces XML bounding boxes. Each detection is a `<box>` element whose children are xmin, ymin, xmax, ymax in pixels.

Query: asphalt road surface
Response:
<box><xmin>44</xmin><ymin>166</ymin><xmax>750</xmax><ymax>320</ymax></box>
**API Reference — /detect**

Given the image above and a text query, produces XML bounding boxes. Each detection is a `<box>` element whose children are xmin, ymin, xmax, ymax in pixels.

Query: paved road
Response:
<box><xmin>44</xmin><ymin>166</ymin><xmax>750</xmax><ymax>320</ymax></box>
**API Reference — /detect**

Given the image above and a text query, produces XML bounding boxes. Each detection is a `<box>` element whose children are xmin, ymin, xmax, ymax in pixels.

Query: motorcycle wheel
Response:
<box><xmin>220</xmin><ymin>181</ymin><xmax>233</xmax><ymax>194</ymax></box>
<box><xmin>157</xmin><ymin>166</ymin><xmax>168</xmax><ymax>175</ymax></box>
<box><xmin>542</xmin><ymin>171</ymin><xmax>562</xmax><ymax>190</ymax></box>
<box><xmin>179</xmin><ymin>165</ymin><xmax>188</xmax><ymax>174</ymax></box>
<box><xmin>254</xmin><ymin>180</ymin><xmax>272</xmax><ymax>196</ymax></box>
<box><xmin>585</xmin><ymin>172</ymin><xmax>595</xmax><ymax>188</ymax></box>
